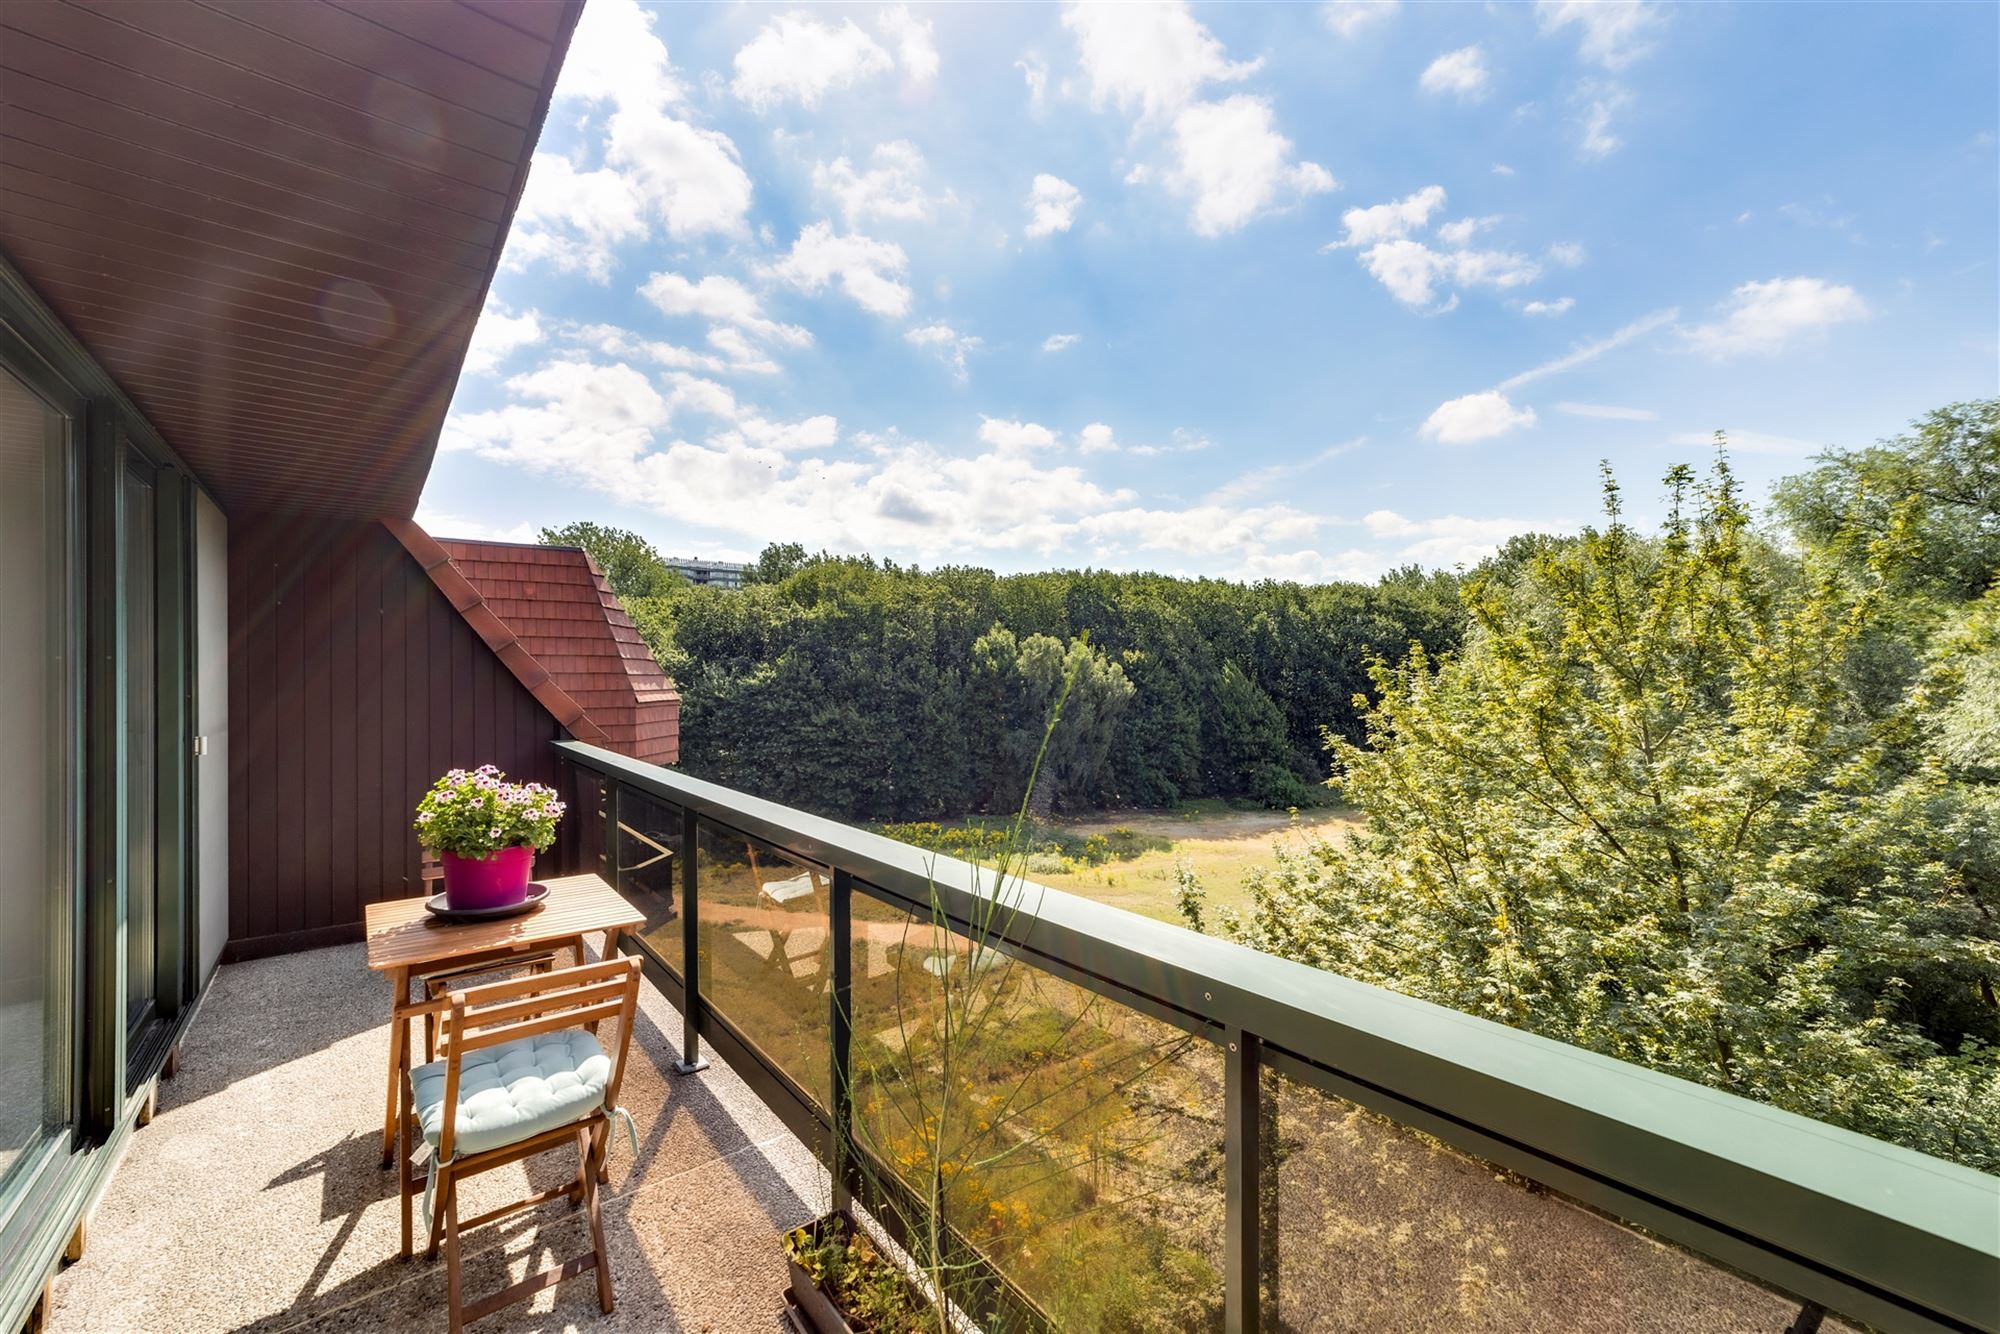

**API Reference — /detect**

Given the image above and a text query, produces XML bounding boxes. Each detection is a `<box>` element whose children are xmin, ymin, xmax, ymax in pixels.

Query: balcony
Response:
<box><xmin>44</xmin><ymin>937</ymin><xmax>816</xmax><ymax>1333</ymax></box>
<box><xmin>38</xmin><ymin>741</ymin><xmax>1998</xmax><ymax>1334</ymax></box>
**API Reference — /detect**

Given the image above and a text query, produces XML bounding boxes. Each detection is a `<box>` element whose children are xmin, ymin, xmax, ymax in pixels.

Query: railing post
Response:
<box><xmin>672</xmin><ymin>806</ymin><xmax>708</xmax><ymax>1074</ymax></box>
<box><xmin>1225</xmin><ymin>1027</ymin><xmax>1262</xmax><ymax>1334</ymax></box>
<box><xmin>603</xmin><ymin>777</ymin><xmax>622</xmax><ymax>893</ymax></box>
<box><xmin>829</xmin><ymin>869</ymin><xmax>854</xmax><ymax>1217</ymax></box>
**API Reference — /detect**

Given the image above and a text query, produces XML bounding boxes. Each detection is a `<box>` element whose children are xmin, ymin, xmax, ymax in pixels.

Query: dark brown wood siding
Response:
<box><xmin>225</xmin><ymin>514</ymin><xmax>579</xmax><ymax>960</ymax></box>
<box><xmin>0</xmin><ymin>0</ymin><xmax>582</xmax><ymax>519</ymax></box>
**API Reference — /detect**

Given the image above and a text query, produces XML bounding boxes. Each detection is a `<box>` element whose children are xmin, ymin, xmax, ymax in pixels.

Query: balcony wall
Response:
<box><xmin>561</xmin><ymin>740</ymin><xmax>2000</xmax><ymax>1334</ymax></box>
<box><xmin>224</xmin><ymin>515</ymin><xmax>577</xmax><ymax>960</ymax></box>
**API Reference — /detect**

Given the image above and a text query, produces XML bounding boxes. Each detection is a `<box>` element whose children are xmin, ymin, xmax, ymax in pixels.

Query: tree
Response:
<box><xmin>1186</xmin><ymin>458</ymin><xmax>2000</xmax><ymax>1169</ymax></box>
<box><xmin>537</xmin><ymin>521</ymin><xmax>684</xmax><ymax>600</ymax></box>
<box><xmin>968</xmin><ymin>626</ymin><xmax>1133</xmax><ymax>815</ymax></box>
<box><xmin>1773</xmin><ymin>399</ymin><xmax>2000</xmax><ymax>601</ymax></box>
<box><xmin>744</xmin><ymin>541</ymin><xmax>811</xmax><ymax>586</ymax></box>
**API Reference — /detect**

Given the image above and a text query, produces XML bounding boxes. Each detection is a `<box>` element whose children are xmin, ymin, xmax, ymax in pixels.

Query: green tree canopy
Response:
<box><xmin>1187</xmin><ymin>458</ymin><xmax>2000</xmax><ymax>1169</ymax></box>
<box><xmin>967</xmin><ymin>626</ymin><xmax>1133</xmax><ymax>814</ymax></box>
<box><xmin>1773</xmin><ymin>399</ymin><xmax>2000</xmax><ymax>600</ymax></box>
<box><xmin>538</xmin><ymin>521</ymin><xmax>684</xmax><ymax>600</ymax></box>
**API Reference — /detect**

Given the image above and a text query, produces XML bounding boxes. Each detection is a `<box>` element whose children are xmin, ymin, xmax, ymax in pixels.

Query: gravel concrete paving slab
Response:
<box><xmin>48</xmin><ymin>941</ymin><xmax>825</xmax><ymax>1334</ymax></box>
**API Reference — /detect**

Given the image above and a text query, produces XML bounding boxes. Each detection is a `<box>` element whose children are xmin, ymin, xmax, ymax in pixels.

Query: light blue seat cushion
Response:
<box><xmin>410</xmin><ymin>1029</ymin><xmax>611</xmax><ymax>1157</ymax></box>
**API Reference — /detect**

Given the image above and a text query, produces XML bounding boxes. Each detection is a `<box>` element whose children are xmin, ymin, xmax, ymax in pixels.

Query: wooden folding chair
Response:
<box><xmin>399</xmin><ymin>957</ymin><xmax>643</xmax><ymax>1333</ymax></box>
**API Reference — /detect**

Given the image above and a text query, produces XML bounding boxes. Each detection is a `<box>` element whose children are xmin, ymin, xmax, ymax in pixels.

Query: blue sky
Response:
<box><xmin>424</xmin><ymin>0</ymin><xmax>1998</xmax><ymax>580</ymax></box>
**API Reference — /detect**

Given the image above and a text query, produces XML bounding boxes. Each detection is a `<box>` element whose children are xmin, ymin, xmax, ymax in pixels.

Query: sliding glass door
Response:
<box><xmin>0</xmin><ymin>364</ymin><xmax>76</xmax><ymax>1214</ymax></box>
<box><xmin>123</xmin><ymin>456</ymin><xmax>160</xmax><ymax>1049</ymax></box>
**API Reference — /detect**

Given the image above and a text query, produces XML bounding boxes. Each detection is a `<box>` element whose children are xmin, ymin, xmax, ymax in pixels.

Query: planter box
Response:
<box><xmin>786</xmin><ymin>1253</ymin><xmax>860</xmax><ymax>1334</ymax></box>
<box><xmin>783</xmin><ymin>1213</ymin><xmax>932</xmax><ymax>1334</ymax></box>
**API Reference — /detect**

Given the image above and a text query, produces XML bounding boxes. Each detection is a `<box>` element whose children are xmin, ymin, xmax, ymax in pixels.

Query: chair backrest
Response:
<box><xmin>420</xmin><ymin>850</ymin><xmax>443</xmax><ymax>888</ymax></box>
<box><xmin>435</xmin><ymin>957</ymin><xmax>643</xmax><ymax>1162</ymax></box>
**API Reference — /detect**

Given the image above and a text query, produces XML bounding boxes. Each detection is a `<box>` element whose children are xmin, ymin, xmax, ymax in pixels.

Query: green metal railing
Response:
<box><xmin>556</xmin><ymin>739</ymin><xmax>2000</xmax><ymax>1334</ymax></box>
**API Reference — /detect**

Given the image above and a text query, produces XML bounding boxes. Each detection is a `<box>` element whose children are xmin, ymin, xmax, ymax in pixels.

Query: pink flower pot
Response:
<box><xmin>440</xmin><ymin>846</ymin><xmax>535</xmax><ymax>910</ymax></box>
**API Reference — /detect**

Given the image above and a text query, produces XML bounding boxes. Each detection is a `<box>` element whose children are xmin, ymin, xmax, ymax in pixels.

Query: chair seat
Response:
<box><xmin>410</xmin><ymin>1029</ymin><xmax>610</xmax><ymax>1157</ymax></box>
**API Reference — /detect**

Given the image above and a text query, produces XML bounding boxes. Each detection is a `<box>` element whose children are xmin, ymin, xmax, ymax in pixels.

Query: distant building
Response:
<box><xmin>666</xmin><ymin>556</ymin><xmax>750</xmax><ymax>589</ymax></box>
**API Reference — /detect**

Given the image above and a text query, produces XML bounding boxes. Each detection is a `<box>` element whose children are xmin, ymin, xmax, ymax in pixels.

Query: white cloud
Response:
<box><xmin>1025</xmin><ymin>174</ymin><xmax>1084</xmax><ymax>237</ymax></box>
<box><xmin>639</xmin><ymin>272</ymin><xmax>812</xmax><ymax>347</ymax></box>
<box><xmin>1362</xmin><ymin>510</ymin><xmax>1544</xmax><ymax>567</ymax></box>
<box><xmin>1064</xmin><ymin>2</ymin><xmax>1330</xmax><ymax>239</ymax></box>
<box><xmin>1437</xmin><ymin>215</ymin><xmax>1501</xmax><ymax>247</ymax></box>
<box><xmin>1357</xmin><ymin>239</ymin><xmax>1450</xmax><ymax>307</ymax></box>
<box><xmin>1078</xmin><ymin>423</ymin><xmax>1118</xmax><ymax>453</ymax></box>
<box><xmin>1665</xmin><ymin>428</ymin><xmax>1821</xmax><ymax>456</ymax></box>
<box><xmin>1521</xmin><ymin>297</ymin><xmax>1575</xmax><ymax>317</ymax></box>
<box><xmin>1557</xmin><ymin>401</ymin><xmax>1656</xmax><ymax>420</ymax></box>
<box><xmin>1421</xmin><ymin>391</ymin><xmax>1537</xmax><ymax>443</ymax></box>
<box><xmin>1017</xmin><ymin>53</ymin><xmax>1049</xmax><ymax>110</ymax></box>
<box><xmin>1042</xmin><ymin>333</ymin><xmax>1081</xmax><ymax>353</ymax></box>
<box><xmin>1547</xmin><ymin>241</ymin><xmax>1586</xmax><ymax>267</ymax></box>
<box><xmin>1205</xmin><ymin>439</ymin><xmax>1361</xmax><ymax>505</ymax></box>
<box><xmin>444</xmin><ymin>359</ymin><xmax>671</xmax><ymax>477</ymax></box>
<box><xmin>1681</xmin><ymin>278</ymin><xmax>1868</xmax><ymax>358</ymax></box>
<box><xmin>508</xmin><ymin>4</ymin><xmax>753</xmax><ymax>280</ymax></box>
<box><xmin>1323</xmin><ymin>0</ymin><xmax>1399</xmax><ymax>37</ymax></box>
<box><xmin>1328</xmin><ymin>185</ymin><xmax>1447</xmax><ymax>249</ymax></box>
<box><xmin>1358</xmin><ymin>239</ymin><xmax>1540</xmax><ymax>309</ymax></box>
<box><xmin>1498</xmin><ymin>307</ymin><xmax>1677</xmax><ymax>389</ymax></box>
<box><xmin>905</xmin><ymin>322</ymin><xmax>982</xmax><ymax>381</ymax></box>
<box><xmin>1574</xmin><ymin>79</ymin><xmax>1632</xmax><ymax>158</ymax></box>
<box><xmin>1062</xmin><ymin>0</ymin><xmax>1260</xmax><ymax>122</ymax></box>
<box><xmin>1537</xmin><ymin>0</ymin><xmax>1664</xmax><ymax>70</ymax></box>
<box><xmin>463</xmin><ymin>299</ymin><xmax>543</xmax><ymax>376</ymax></box>
<box><xmin>702</xmin><ymin>327</ymin><xmax>782</xmax><ymax>374</ymax></box>
<box><xmin>414</xmin><ymin>507</ymin><xmax>542</xmax><ymax>544</ymax></box>
<box><xmin>1127</xmin><ymin>427</ymin><xmax>1214</xmax><ymax>457</ymax></box>
<box><xmin>720</xmin><ymin>413</ymin><xmax>842</xmax><ymax>453</ymax></box>
<box><xmin>606</xmin><ymin>109</ymin><xmax>756</xmax><ymax>238</ymax></box>
<box><xmin>664</xmin><ymin>373</ymin><xmax>738</xmax><ymax>421</ymax></box>
<box><xmin>563</xmin><ymin>321</ymin><xmax>780</xmax><ymax>377</ymax></box>
<box><xmin>554</xmin><ymin>0</ymin><xmax>680</xmax><ymax>111</ymax></box>
<box><xmin>765</xmin><ymin>223</ymin><xmax>913</xmax><ymax>318</ymax></box>
<box><xmin>731</xmin><ymin>14</ymin><xmax>894</xmax><ymax>111</ymax></box>
<box><xmin>1167</xmin><ymin>95</ymin><xmax>1337</xmax><ymax>236</ymax></box>
<box><xmin>509</xmin><ymin>155</ymin><xmax>646</xmax><ymax>282</ymax></box>
<box><xmin>1420</xmin><ymin>46</ymin><xmax>1490</xmax><ymax>102</ymax></box>
<box><xmin>814</xmin><ymin>141</ymin><xmax>947</xmax><ymax>224</ymax></box>
<box><xmin>977</xmin><ymin>417</ymin><xmax>1061</xmax><ymax>453</ymax></box>
<box><xmin>876</xmin><ymin>5</ymin><xmax>939</xmax><ymax>84</ymax></box>
<box><xmin>446</xmin><ymin>361</ymin><xmax>1378</xmax><ymax>578</ymax></box>
<box><xmin>1491</xmin><ymin>163</ymin><xmax>1516</xmax><ymax>177</ymax></box>
<box><xmin>1330</xmin><ymin>186</ymin><xmax>1550</xmax><ymax>309</ymax></box>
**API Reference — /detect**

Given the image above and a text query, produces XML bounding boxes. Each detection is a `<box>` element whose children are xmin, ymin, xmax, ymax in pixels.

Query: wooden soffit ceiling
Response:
<box><xmin>0</xmin><ymin>0</ymin><xmax>581</xmax><ymax>518</ymax></box>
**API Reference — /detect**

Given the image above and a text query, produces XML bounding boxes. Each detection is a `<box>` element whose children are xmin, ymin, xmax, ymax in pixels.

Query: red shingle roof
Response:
<box><xmin>430</xmin><ymin>535</ymin><xmax>681</xmax><ymax>767</ymax></box>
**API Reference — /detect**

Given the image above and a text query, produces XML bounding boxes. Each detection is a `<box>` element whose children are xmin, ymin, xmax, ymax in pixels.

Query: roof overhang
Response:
<box><xmin>0</xmin><ymin>0</ymin><xmax>581</xmax><ymax>518</ymax></box>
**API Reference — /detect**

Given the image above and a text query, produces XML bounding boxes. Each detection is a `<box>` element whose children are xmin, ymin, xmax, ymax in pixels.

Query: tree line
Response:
<box><xmin>537</xmin><ymin>524</ymin><xmax>1464</xmax><ymax>820</ymax></box>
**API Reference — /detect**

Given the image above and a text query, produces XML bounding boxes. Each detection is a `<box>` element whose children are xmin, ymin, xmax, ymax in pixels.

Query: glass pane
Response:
<box><xmin>123</xmin><ymin>460</ymin><xmax>157</xmax><ymax>1032</ymax></box>
<box><xmin>0</xmin><ymin>367</ymin><xmax>70</xmax><ymax>1193</ymax></box>
<box><xmin>1263</xmin><ymin>1068</ymin><xmax>1851</xmax><ymax>1332</ymax></box>
<box><xmin>694</xmin><ymin>822</ymin><xmax>831</xmax><ymax>1108</ymax></box>
<box><xmin>850</xmin><ymin>888</ymin><xmax>1225</xmax><ymax>1332</ymax></box>
<box><xmin>620</xmin><ymin>788</ymin><xmax>684</xmax><ymax>975</ymax></box>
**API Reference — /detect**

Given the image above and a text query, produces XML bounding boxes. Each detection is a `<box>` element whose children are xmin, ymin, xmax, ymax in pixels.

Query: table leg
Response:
<box><xmin>399</xmin><ymin>1049</ymin><xmax>415</xmax><ymax>1258</ymax></box>
<box><xmin>380</xmin><ymin>966</ymin><xmax>408</xmax><ymax>1168</ymax></box>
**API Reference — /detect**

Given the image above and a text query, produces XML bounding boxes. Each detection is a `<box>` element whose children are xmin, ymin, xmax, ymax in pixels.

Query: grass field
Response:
<box><xmin>1030</xmin><ymin>799</ymin><xmax>1363</xmax><ymax>927</ymax></box>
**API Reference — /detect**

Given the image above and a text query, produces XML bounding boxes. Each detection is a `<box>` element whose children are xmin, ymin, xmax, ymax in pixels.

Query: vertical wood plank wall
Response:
<box><xmin>224</xmin><ymin>515</ymin><xmax>576</xmax><ymax>960</ymax></box>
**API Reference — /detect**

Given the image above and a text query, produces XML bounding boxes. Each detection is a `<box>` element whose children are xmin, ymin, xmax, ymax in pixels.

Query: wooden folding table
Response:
<box><xmin>363</xmin><ymin>873</ymin><xmax>645</xmax><ymax>1187</ymax></box>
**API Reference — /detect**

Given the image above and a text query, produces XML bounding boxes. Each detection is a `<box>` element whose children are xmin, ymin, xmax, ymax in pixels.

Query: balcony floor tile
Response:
<box><xmin>49</xmin><ymin>940</ymin><xmax>820</xmax><ymax>1334</ymax></box>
